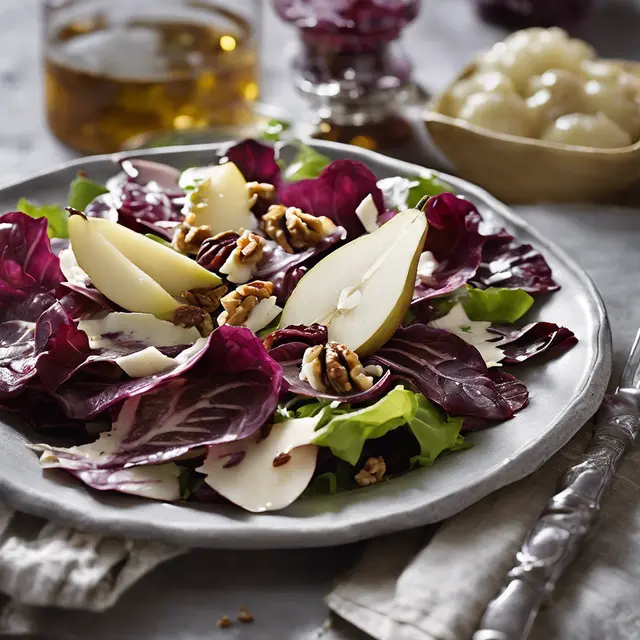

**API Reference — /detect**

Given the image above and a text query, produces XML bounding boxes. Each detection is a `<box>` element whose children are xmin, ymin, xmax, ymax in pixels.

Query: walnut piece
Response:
<box><xmin>172</xmin><ymin>223</ymin><xmax>213</xmax><ymax>254</ymax></box>
<box><xmin>217</xmin><ymin>615</ymin><xmax>233</xmax><ymax>629</ymax></box>
<box><xmin>217</xmin><ymin>280</ymin><xmax>274</xmax><ymax>326</ymax></box>
<box><xmin>172</xmin><ymin>305</ymin><xmax>214</xmax><ymax>337</ymax></box>
<box><xmin>246</xmin><ymin>181</ymin><xmax>275</xmax><ymax>208</ymax></box>
<box><xmin>237</xmin><ymin>606</ymin><xmax>254</xmax><ymax>623</ymax></box>
<box><xmin>180</xmin><ymin>284</ymin><xmax>228</xmax><ymax>313</ymax></box>
<box><xmin>355</xmin><ymin>457</ymin><xmax>386</xmax><ymax>486</ymax></box>
<box><xmin>261</xmin><ymin>205</ymin><xmax>336</xmax><ymax>254</ymax></box>
<box><xmin>235</xmin><ymin>229</ymin><xmax>265</xmax><ymax>264</ymax></box>
<box><xmin>299</xmin><ymin>341</ymin><xmax>373</xmax><ymax>394</ymax></box>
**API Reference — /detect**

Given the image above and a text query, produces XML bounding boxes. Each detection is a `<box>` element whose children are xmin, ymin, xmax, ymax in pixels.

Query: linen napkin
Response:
<box><xmin>313</xmin><ymin>424</ymin><xmax>640</xmax><ymax>640</ymax></box>
<box><xmin>0</xmin><ymin>506</ymin><xmax>184</xmax><ymax>635</ymax></box>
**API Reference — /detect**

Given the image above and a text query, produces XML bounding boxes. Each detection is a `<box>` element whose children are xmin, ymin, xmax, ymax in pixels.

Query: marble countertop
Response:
<box><xmin>1</xmin><ymin>1</ymin><xmax>640</xmax><ymax>639</ymax></box>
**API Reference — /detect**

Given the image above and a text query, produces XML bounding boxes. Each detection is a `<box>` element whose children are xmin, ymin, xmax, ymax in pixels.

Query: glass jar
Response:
<box><xmin>43</xmin><ymin>0</ymin><xmax>261</xmax><ymax>154</ymax></box>
<box><xmin>272</xmin><ymin>0</ymin><xmax>421</xmax><ymax>126</ymax></box>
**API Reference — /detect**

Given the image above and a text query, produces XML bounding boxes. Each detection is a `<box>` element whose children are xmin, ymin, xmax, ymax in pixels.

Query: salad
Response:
<box><xmin>0</xmin><ymin>140</ymin><xmax>577</xmax><ymax>512</ymax></box>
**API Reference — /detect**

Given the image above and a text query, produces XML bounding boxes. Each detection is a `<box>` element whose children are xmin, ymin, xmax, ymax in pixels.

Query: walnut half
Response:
<box><xmin>172</xmin><ymin>305</ymin><xmax>214</xmax><ymax>337</ymax></box>
<box><xmin>299</xmin><ymin>341</ymin><xmax>374</xmax><ymax>395</ymax></box>
<box><xmin>355</xmin><ymin>457</ymin><xmax>386</xmax><ymax>486</ymax></box>
<box><xmin>180</xmin><ymin>284</ymin><xmax>228</xmax><ymax>313</ymax></box>
<box><xmin>217</xmin><ymin>280</ymin><xmax>274</xmax><ymax>327</ymax></box>
<box><xmin>261</xmin><ymin>205</ymin><xmax>336</xmax><ymax>254</ymax></box>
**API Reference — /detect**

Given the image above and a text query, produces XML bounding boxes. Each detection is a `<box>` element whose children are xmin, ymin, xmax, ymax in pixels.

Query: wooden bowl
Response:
<box><xmin>424</xmin><ymin>62</ymin><xmax>640</xmax><ymax>204</ymax></box>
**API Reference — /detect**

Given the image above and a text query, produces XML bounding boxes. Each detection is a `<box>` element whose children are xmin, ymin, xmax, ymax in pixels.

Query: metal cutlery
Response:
<box><xmin>474</xmin><ymin>329</ymin><xmax>640</xmax><ymax>640</ymax></box>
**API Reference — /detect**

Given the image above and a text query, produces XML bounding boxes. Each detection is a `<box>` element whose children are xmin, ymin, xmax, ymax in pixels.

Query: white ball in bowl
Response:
<box><xmin>540</xmin><ymin>112</ymin><xmax>632</xmax><ymax>148</ymax></box>
<box><xmin>458</xmin><ymin>91</ymin><xmax>535</xmax><ymax>137</ymax></box>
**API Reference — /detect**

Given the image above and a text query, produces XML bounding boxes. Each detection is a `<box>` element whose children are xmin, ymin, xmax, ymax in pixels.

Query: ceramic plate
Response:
<box><xmin>0</xmin><ymin>142</ymin><xmax>611</xmax><ymax>549</ymax></box>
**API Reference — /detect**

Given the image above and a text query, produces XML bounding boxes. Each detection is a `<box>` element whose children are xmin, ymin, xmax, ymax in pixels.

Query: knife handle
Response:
<box><xmin>474</xmin><ymin>390</ymin><xmax>640</xmax><ymax>640</ymax></box>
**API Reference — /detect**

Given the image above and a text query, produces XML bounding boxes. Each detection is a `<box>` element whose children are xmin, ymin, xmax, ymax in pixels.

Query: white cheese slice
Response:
<box><xmin>197</xmin><ymin>416</ymin><xmax>322</xmax><ymax>512</ymax></box>
<box><xmin>363</xmin><ymin>364</ymin><xmax>384</xmax><ymax>378</ymax></box>
<box><xmin>355</xmin><ymin>194</ymin><xmax>380</xmax><ymax>233</ymax></box>
<box><xmin>219</xmin><ymin>252</ymin><xmax>255</xmax><ymax>284</ymax></box>
<box><xmin>115</xmin><ymin>346</ymin><xmax>176</xmax><ymax>378</ymax></box>
<box><xmin>416</xmin><ymin>251</ymin><xmax>440</xmax><ymax>286</ymax></box>
<box><xmin>430</xmin><ymin>303</ymin><xmax>505</xmax><ymax>367</ymax></box>
<box><xmin>78</xmin><ymin>312</ymin><xmax>200</xmax><ymax>351</ymax></box>
<box><xmin>218</xmin><ymin>231</ymin><xmax>258</xmax><ymax>284</ymax></box>
<box><xmin>59</xmin><ymin>247</ymin><xmax>90</xmax><ymax>285</ymax></box>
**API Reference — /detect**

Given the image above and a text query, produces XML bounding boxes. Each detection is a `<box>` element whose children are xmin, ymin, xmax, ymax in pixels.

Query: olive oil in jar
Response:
<box><xmin>45</xmin><ymin>10</ymin><xmax>259</xmax><ymax>154</ymax></box>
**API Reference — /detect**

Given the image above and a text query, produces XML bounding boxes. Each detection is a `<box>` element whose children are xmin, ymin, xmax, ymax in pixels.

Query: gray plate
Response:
<box><xmin>0</xmin><ymin>141</ymin><xmax>611</xmax><ymax>549</ymax></box>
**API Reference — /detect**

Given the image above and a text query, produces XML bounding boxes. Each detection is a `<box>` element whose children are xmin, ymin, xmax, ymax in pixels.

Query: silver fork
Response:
<box><xmin>474</xmin><ymin>329</ymin><xmax>640</xmax><ymax>640</ymax></box>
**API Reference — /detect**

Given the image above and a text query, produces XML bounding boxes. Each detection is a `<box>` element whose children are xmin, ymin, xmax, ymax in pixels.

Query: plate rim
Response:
<box><xmin>0</xmin><ymin>140</ymin><xmax>612</xmax><ymax>548</ymax></box>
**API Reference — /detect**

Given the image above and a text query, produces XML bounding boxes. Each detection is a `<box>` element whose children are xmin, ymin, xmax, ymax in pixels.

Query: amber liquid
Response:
<box><xmin>46</xmin><ymin>11</ymin><xmax>258</xmax><ymax>154</ymax></box>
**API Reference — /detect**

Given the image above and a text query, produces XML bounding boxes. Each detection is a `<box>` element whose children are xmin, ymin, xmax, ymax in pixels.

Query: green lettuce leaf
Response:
<box><xmin>407</xmin><ymin>395</ymin><xmax>467</xmax><ymax>467</ymax></box>
<box><xmin>284</xmin><ymin>143</ymin><xmax>331</xmax><ymax>182</ymax></box>
<box><xmin>68</xmin><ymin>173</ymin><xmax>108</xmax><ymax>211</ymax></box>
<box><xmin>16</xmin><ymin>198</ymin><xmax>68</xmax><ymax>239</ymax></box>
<box><xmin>312</xmin><ymin>386</ymin><xmax>418</xmax><ymax>465</ymax></box>
<box><xmin>303</xmin><ymin>464</ymin><xmax>354</xmax><ymax>496</ymax></box>
<box><xmin>261</xmin><ymin>118</ymin><xmax>292</xmax><ymax>142</ymax></box>
<box><xmin>407</xmin><ymin>174</ymin><xmax>456</xmax><ymax>208</ymax></box>
<box><xmin>463</xmin><ymin>286</ymin><xmax>534</xmax><ymax>324</ymax></box>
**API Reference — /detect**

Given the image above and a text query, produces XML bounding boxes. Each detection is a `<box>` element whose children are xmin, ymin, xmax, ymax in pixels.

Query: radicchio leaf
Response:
<box><xmin>36</xmin><ymin>326</ymin><xmax>283</xmax><ymax>468</ymax></box>
<box><xmin>254</xmin><ymin>227</ymin><xmax>347</xmax><ymax>304</ymax></box>
<box><xmin>266</xmin><ymin>325</ymin><xmax>393</xmax><ymax>404</ymax></box>
<box><xmin>0</xmin><ymin>212</ymin><xmax>64</xmax><ymax>297</ymax></box>
<box><xmin>281</xmin><ymin>160</ymin><xmax>384</xmax><ymax>240</ymax></box>
<box><xmin>471</xmin><ymin>229</ymin><xmax>560</xmax><ymax>293</ymax></box>
<box><xmin>0</xmin><ymin>295</ymin><xmax>72</xmax><ymax>398</ymax></box>
<box><xmin>85</xmin><ymin>160</ymin><xmax>185</xmax><ymax>235</ymax></box>
<box><xmin>120</xmin><ymin>159</ymin><xmax>181</xmax><ymax>191</ymax></box>
<box><xmin>413</xmin><ymin>194</ymin><xmax>486</xmax><ymax>302</ymax></box>
<box><xmin>369</xmin><ymin>324</ymin><xmax>529</xmax><ymax>420</ymax></box>
<box><xmin>491</xmin><ymin>322</ymin><xmax>578</xmax><ymax>364</ymax></box>
<box><xmin>70</xmin><ymin>465</ymin><xmax>182</xmax><ymax>501</ymax></box>
<box><xmin>222</xmin><ymin>139</ymin><xmax>281</xmax><ymax>186</ymax></box>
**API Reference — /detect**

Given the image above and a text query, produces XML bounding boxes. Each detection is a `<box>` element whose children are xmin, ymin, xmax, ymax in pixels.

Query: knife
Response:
<box><xmin>473</xmin><ymin>329</ymin><xmax>640</xmax><ymax>640</ymax></box>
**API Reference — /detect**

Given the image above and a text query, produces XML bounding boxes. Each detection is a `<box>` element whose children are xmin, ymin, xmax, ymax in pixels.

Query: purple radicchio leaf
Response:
<box><xmin>413</xmin><ymin>194</ymin><xmax>486</xmax><ymax>303</ymax></box>
<box><xmin>254</xmin><ymin>227</ymin><xmax>347</xmax><ymax>305</ymax></box>
<box><xmin>85</xmin><ymin>160</ymin><xmax>185</xmax><ymax>235</ymax></box>
<box><xmin>0</xmin><ymin>294</ymin><xmax>73</xmax><ymax>398</ymax></box>
<box><xmin>491</xmin><ymin>322</ymin><xmax>578</xmax><ymax>364</ymax></box>
<box><xmin>59</xmin><ymin>283</ymin><xmax>118</xmax><ymax>317</ymax></box>
<box><xmin>222</xmin><ymin>139</ymin><xmax>281</xmax><ymax>186</ymax></box>
<box><xmin>69</xmin><ymin>466</ymin><xmax>181</xmax><ymax>501</ymax></box>
<box><xmin>120</xmin><ymin>159</ymin><xmax>181</xmax><ymax>191</ymax></box>
<box><xmin>38</xmin><ymin>322</ymin><xmax>283</xmax><ymax>425</ymax></box>
<box><xmin>0</xmin><ymin>212</ymin><xmax>64</xmax><ymax>297</ymax></box>
<box><xmin>461</xmin><ymin>369</ymin><xmax>529</xmax><ymax>432</ymax></box>
<box><xmin>369</xmin><ymin>324</ymin><xmax>529</xmax><ymax>420</ymax></box>
<box><xmin>266</xmin><ymin>324</ymin><xmax>393</xmax><ymax>404</ymax></box>
<box><xmin>37</xmin><ymin>325</ymin><xmax>283</xmax><ymax>468</ymax></box>
<box><xmin>471</xmin><ymin>228</ymin><xmax>560</xmax><ymax>293</ymax></box>
<box><xmin>280</xmin><ymin>160</ymin><xmax>385</xmax><ymax>240</ymax></box>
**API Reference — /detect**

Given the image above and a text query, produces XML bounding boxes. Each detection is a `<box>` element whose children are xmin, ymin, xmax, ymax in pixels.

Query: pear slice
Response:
<box><xmin>89</xmin><ymin>217</ymin><xmax>221</xmax><ymax>297</ymax></box>
<box><xmin>68</xmin><ymin>214</ymin><xmax>179</xmax><ymax>319</ymax></box>
<box><xmin>182</xmin><ymin>162</ymin><xmax>255</xmax><ymax>234</ymax></box>
<box><xmin>280</xmin><ymin>208</ymin><xmax>428</xmax><ymax>356</ymax></box>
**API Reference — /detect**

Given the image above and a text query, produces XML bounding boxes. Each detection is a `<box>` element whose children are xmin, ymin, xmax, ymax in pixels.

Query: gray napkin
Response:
<box><xmin>0</xmin><ymin>507</ymin><xmax>184</xmax><ymax>635</ymax></box>
<box><xmin>315</xmin><ymin>425</ymin><xmax>640</xmax><ymax>640</ymax></box>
